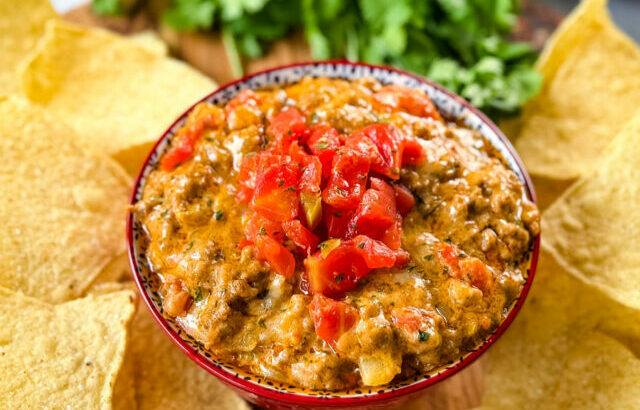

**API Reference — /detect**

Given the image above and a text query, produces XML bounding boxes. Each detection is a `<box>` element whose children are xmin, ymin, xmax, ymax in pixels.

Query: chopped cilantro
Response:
<box><xmin>215</xmin><ymin>209</ymin><xmax>224</xmax><ymax>221</ymax></box>
<box><xmin>316</xmin><ymin>142</ymin><xmax>329</xmax><ymax>150</ymax></box>
<box><xmin>259</xmin><ymin>227</ymin><xmax>267</xmax><ymax>235</ymax></box>
<box><xmin>418</xmin><ymin>330</ymin><xmax>430</xmax><ymax>342</ymax></box>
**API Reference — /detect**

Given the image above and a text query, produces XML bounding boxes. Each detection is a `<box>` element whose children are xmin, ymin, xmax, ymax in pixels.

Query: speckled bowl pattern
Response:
<box><xmin>127</xmin><ymin>61</ymin><xmax>540</xmax><ymax>409</ymax></box>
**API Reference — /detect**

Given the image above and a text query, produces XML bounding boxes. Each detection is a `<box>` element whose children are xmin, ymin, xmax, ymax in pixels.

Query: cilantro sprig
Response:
<box><xmin>93</xmin><ymin>0</ymin><xmax>540</xmax><ymax>117</ymax></box>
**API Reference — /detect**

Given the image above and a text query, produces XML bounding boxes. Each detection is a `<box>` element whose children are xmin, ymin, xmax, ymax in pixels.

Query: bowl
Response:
<box><xmin>127</xmin><ymin>61</ymin><xmax>540</xmax><ymax>409</ymax></box>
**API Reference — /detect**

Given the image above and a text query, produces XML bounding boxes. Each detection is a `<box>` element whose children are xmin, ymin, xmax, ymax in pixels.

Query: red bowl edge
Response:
<box><xmin>126</xmin><ymin>60</ymin><xmax>540</xmax><ymax>408</ymax></box>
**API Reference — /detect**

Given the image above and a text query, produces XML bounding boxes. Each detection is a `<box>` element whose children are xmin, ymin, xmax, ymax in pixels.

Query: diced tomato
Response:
<box><xmin>268</xmin><ymin>107</ymin><xmax>309</xmax><ymax>153</ymax></box>
<box><xmin>393</xmin><ymin>248</ymin><xmax>411</xmax><ymax>268</ymax></box>
<box><xmin>244</xmin><ymin>213</ymin><xmax>284</xmax><ymax>242</ymax></box>
<box><xmin>308</xmin><ymin>294</ymin><xmax>358</xmax><ymax>349</ymax></box>
<box><xmin>161</xmin><ymin>104</ymin><xmax>223</xmax><ymax>171</ymax></box>
<box><xmin>393</xmin><ymin>183</ymin><xmax>415</xmax><ymax>216</ymax></box>
<box><xmin>305</xmin><ymin>244</ymin><xmax>369</xmax><ymax>297</ymax></box>
<box><xmin>349</xmin><ymin>124</ymin><xmax>404</xmax><ymax>179</ymax></box>
<box><xmin>282</xmin><ymin>220</ymin><xmax>319</xmax><ymax>254</ymax></box>
<box><xmin>459</xmin><ymin>257</ymin><xmax>494</xmax><ymax>293</ymax></box>
<box><xmin>390</xmin><ymin>306</ymin><xmax>439</xmax><ymax>333</ymax></box>
<box><xmin>402</xmin><ymin>137</ymin><xmax>427</xmax><ymax>166</ymax></box>
<box><xmin>380</xmin><ymin>213</ymin><xmax>403</xmax><ymax>250</ymax></box>
<box><xmin>323</xmin><ymin>204</ymin><xmax>355</xmax><ymax>239</ymax></box>
<box><xmin>322</xmin><ymin>147</ymin><xmax>370</xmax><ymax>209</ymax></box>
<box><xmin>161</xmin><ymin>137</ymin><xmax>195</xmax><ymax>171</ymax></box>
<box><xmin>351</xmin><ymin>235</ymin><xmax>396</xmax><ymax>269</ymax></box>
<box><xmin>299</xmin><ymin>154</ymin><xmax>322</xmax><ymax>195</ymax></box>
<box><xmin>307</xmin><ymin>124</ymin><xmax>341</xmax><ymax>178</ymax></box>
<box><xmin>345</xmin><ymin>134</ymin><xmax>385</xmax><ymax>177</ymax></box>
<box><xmin>436</xmin><ymin>242</ymin><xmax>460</xmax><ymax>269</ymax></box>
<box><xmin>349</xmin><ymin>177</ymin><xmax>396</xmax><ymax>238</ymax></box>
<box><xmin>237</xmin><ymin>151</ymin><xmax>285</xmax><ymax>203</ymax></box>
<box><xmin>254</xmin><ymin>235</ymin><xmax>295</xmax><ymax>278</ymax></box>
<box><xmin>252</xmin><ymin>162</ymin><xmax>299</xmax><ymax>222</ymax></box>
<box><xmin>373</xmin><ymin>85</ymin><xmax>442</xmax><ymax>121</ymax></box>
<box><xmin>436</xmin><ymin>242</ymin><xmax>493</xmax><ymax>293</ymax></box>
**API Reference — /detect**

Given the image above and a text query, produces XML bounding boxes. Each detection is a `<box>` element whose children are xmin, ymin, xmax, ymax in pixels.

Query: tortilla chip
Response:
<box><xmin>0</xmin><ymin>95</ymin><xmax>131</xmax><ymax>303</ymax></box>
<box><xmin>132</xmin><ymin>307</ymin><xmax>250</xmax><ymax>410</ymax></box>
<box><xmin>0</xmin><ymin>0</ymin><xmax>56</xmax><ymax>92</ymax></box>
<box><xmin>512</xmin><ymin>0</ymin><xmax>640</xmax><ymax>180</ymax></box>
<box><xmin>130</xmin><ymin>30</ymin><xmax>170</xmax><ymax>56</ymax></box>
<box><xmin>91</xmin><ymin>252</ymin><xmax>133</xmax><ymax>288</ymax></box>
<box><xmin>479</xmin><ymin>251</ymin><xmax>640</xmax><ymax>409</ymax></box>
<box><xmin>530</xmin><ymin>175</ymin><xmax>574</xmax><ymax>211</ymax></box>
<box><xmin>536</xmin><ymin>332</ymin><xmax>640</xmax><ymax>409</ymax></box>
<box><xmin>20</xmin><ymin>20</ymin><xmax>216</xmax><ymax>175</ymax></box>
<box><xmin>542</xmin><ymin>114</ymin><xmax>640</xmax><ymax>311</ymax></box>
<box><xmin>0</xmin><ymin>287</ymin><xmax>137</xmax><ymax>409</ymax></box>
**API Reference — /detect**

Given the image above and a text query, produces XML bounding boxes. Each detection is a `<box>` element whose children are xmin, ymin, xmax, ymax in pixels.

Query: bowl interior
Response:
<box><xmin>128</xmin><ymin>61</ymin><xmax>539</xmax><ymax>405</ymax></box>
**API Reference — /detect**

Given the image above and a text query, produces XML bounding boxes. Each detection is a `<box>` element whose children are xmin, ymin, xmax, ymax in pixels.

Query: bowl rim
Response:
<box><xmin>127</xmin><ymin>60</ymin><xmax>540</xmax><ymax>407</ymax></box>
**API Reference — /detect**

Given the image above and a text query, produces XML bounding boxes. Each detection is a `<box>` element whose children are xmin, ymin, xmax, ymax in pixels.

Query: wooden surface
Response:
<box><xmin>62</xmin><ymin>4</ymin><xmax>559</xmax><ymax>409</ymax></box>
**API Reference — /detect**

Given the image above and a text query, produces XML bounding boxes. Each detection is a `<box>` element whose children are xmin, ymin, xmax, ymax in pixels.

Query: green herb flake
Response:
<box><xmin>418</xmin><ymin>330</ymin><xmax>430</xmax><ymax>342</ymax></box>
<box><xmin>358</xmin><ymin>242</ymin><xmax>365</xmax><ymax>249</ymax></box>
<box><xmin>194</xmin><ymin>287</ymin><xmax>203</xmax><ymax>302</ymax></box>
<box><xmin>424</xmin><ymin>254</ymin><xmax>434</xmax><ymax>261</ymax></box>
<box><xmin>284</xmin><ymin>186</ymin><xmax>297</xmax><ymax>192</ymax></box>
<box><xmin>215</xmin><ymin>210</ymin><xmax>224</xmax><ymax>221</ymax></box>
<box><xmin>334</xmin><ymin>273</ymin><xmax>344</xmax><ymax>283</ymax></box>
<box><xmin>316</xmin><ymin>142</ymin><xmax>329</xmax><ymax>150</ymax></box>
<box><xmin>259</xmin><ymin>227</ymin><xmax>267</xmax><ymax>236</ymax></box>
<box><xmin>257</xmin><ymin>318</ymin><xmax>266</xmax><ymax>328</ymax></box>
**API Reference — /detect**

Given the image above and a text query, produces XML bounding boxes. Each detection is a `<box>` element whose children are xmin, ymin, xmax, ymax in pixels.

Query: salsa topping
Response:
<box><xmin>233</xmin><ymin>101</ymin><xmax>425</xmax><ymax>307</ymax></box>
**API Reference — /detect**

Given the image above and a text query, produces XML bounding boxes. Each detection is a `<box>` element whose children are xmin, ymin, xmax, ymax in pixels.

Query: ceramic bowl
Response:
<box><xmin>127</xmin><ymin>61</ymin><xmax>540</xmax><ymax>410</ymax></box>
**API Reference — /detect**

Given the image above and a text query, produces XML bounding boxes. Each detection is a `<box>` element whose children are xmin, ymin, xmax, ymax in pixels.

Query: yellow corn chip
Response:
<box><xmin>0</xmin><ymin>287</ymin><xmax>137</xmax><ymax>409</ymax></box>
<box><xmin>130</xmin><ymin>30</ymin><xmax>170</xmax><ymax>56</ymax></box>
<box><xmin>0</xmin><ymin>0</ymin><xmax>56</xmax><ymax>92</ymax></box>
<box><xmin>513</xmin><ymin>0</ymin><xmax>640</xmax><ymax>180</ymax></box>
<box><xmin>536</xmin><ymin>332</ymin><xmax>640</xmax><ymax>409</ymax></box>
<box><xmin>479</xmin><ymin>252</ymin><xmax>640</xmax><ymax>409</ymax></box>
<box><xmin>132</xmin><ymin>307</ymin><xmax>251</xmax><ymax>410</ymax></box>
<box><xmin>542</xmin><ymin>114</ymin><xmax>640</xmax><ymax>311</ymax></box>
<box><xmin>0</xmin><ymin>95</ymin><xmax>131</xmax><ymax>303</ymax></box>
<box><xmin>20</xmin><ymin>20</ymin><xmax>216</xmax><ymax>175</ymax></box>
<box><xmin>91</xmin><ymin>252</ymin><xmax>134</xmax><ymax>288</ymax></box>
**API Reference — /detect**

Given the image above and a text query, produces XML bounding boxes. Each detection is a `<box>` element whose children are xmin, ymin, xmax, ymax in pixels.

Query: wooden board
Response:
<box><xmin>62</xmin><ymin>4</ymin><xmax>559</xmax><ymax>408</ymax></box>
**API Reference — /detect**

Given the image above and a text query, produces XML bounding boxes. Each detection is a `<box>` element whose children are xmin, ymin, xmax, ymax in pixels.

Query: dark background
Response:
<box><xmin>544</xmin><ymin>0</ymin><xmax>640</xmax><ymax>40</ymax></box>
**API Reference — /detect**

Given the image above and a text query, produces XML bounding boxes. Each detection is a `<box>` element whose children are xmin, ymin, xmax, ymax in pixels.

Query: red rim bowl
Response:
<box><xmin>127</xmin><ymin>61</ymin><xmax>540</xmax><ymax>409</ymax></box>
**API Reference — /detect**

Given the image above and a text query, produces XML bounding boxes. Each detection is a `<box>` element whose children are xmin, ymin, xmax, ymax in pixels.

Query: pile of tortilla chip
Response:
<box><xmin>3</xmin><ymin>0</ymin><xmax>640</xmax><ymax>408</ymax></box>
<box><xmin>0</xmin><ymin>1</ymin><xmax>248</xmax><ymax>408</ymax></box>
<box><xmin>478</xmin><ymin>0</ymin><xmax>640</xmax><ymax>408</ymax></box>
